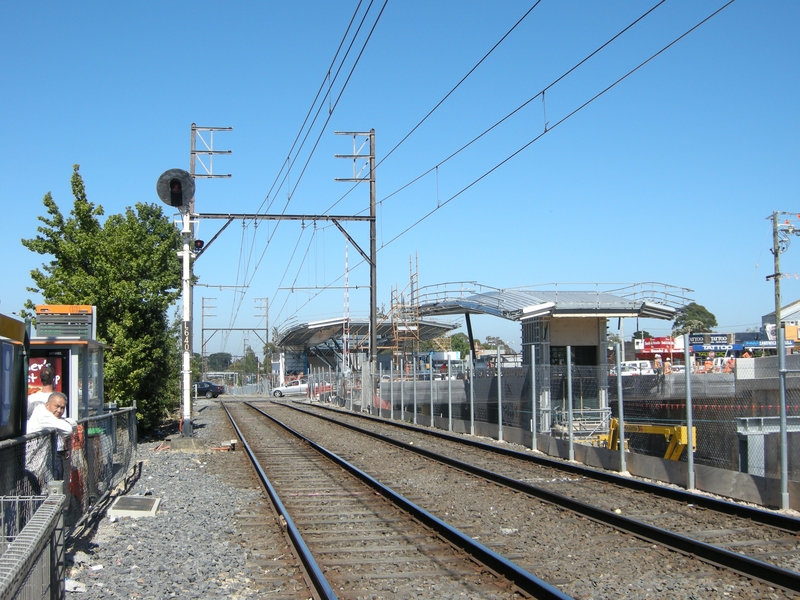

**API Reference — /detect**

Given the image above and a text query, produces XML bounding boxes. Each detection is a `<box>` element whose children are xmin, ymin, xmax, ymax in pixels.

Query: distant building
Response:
<box><xmin>761</xmin><ymin>299</ymin><xmax>800</xmax><ymax>343</ymax></box>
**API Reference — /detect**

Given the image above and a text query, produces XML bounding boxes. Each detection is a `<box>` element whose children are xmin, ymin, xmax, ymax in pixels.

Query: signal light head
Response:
<box><xmin>156</xmin><ymin>169</ymin><xmax>195</xmax><ymax>210</ymax></box>
<box><xmin>169</xmin><ymin>179</ymin><xmax>183</xmax><ymax>207</ymax></box>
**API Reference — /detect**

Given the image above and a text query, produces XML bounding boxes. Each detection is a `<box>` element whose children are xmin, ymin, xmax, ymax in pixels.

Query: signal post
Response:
<box><xmin>157</xmin><ymin>169</ymin><xmax>196</xmax><ymax>436</ymax></box>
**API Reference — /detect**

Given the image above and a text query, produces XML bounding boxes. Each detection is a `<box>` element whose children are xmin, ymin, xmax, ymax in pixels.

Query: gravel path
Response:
<box><xmin>65</xmin><ymin>399</ymin><xmax>268</xmax><ymax>599</ymax></box>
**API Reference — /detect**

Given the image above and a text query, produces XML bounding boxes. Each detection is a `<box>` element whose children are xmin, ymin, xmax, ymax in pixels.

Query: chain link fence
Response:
<box><xmin>0</xmin><ymin>407</ymin><xmax>137</xmax><ymax>528</ymax></box>
<box><xmin>0</xmin><ymin>408</ymin><xmax>137</xmax><ymax>599</ymax></box>
<box><xmin>304</xmin><ymin>355</ymin><xmax>800</xmax><ymax>501</ymax></box>
<box><xmin>0</xmin><ymin>495</ymin><xmax>66</xmax><ymax>600</ymax></box>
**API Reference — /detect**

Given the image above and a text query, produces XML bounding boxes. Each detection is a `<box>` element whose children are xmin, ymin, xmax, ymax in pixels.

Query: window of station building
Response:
<box><xmin>77</xmin><ymin>348</ymin><xmax>102</xmax><ymax>415</ymax></box>
<box><xmin>550</xmin><ymin>346</ymin><xmax>598</xmax><ymax>366</ymax></box>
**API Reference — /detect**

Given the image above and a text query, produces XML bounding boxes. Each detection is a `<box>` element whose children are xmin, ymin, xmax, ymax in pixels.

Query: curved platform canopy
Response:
<box><xmin>416</xmin><ymin>282</ymin><xmax>692</xmax><ymax>321</ymax></box>
<box><xmin>274</xmin><ymin>316</ymin><xmax>459</xmax><ymax>353</ymax></box>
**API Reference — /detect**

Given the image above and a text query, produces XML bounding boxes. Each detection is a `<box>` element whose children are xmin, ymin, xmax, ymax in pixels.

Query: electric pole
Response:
<box><xmin>335</xmin><ymin>130</ymin><xmax>377</xmax><ymax>368</ymax></box>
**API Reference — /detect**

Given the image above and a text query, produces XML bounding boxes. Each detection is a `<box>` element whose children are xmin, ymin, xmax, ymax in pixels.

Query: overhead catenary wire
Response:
<box><xmin>217</xmin><ymin>0</ymin><xmax>388</xmax><ymax>346</ymax></box>
<box><xmin>275</xmin><ymin>0</ymin><xmax>389</xmax><ymax>215</ymax></box>
<box><xmin>379</xmin><ymin>0</ymin><xmax>735</xmax><ymax>249</ymax></box>
<box><xmin>273</xmin><ymin>0</ymin><xmax>736</xmax><ymax>328</ymax></box>
<box><xmin>257</xmin><ymin>0</ymin><xmax>370</xmax><ymax>215</ymax></box>
<box><xmin>226</xmin><ymin>2</ymin><xmax>389</xmax><ymax>341</ymax></box>
<box><xmin>222</xmin><ymin>0</ymin><xmax>737</xmax><ymax>348</ymax></box>
<box><xmin>350</xmin><ymin>0</ymin><xmax>670</xmax><ymax>214</ymax></box>
<box><xmin>324</xmin><ymin>0</ymin><xmax>543</xmax><ymax>215</ymax></box>
<box><xmin>233</xmin><ymin>0</ymin><xmax>546</xmax><ymax>334</ymax></box>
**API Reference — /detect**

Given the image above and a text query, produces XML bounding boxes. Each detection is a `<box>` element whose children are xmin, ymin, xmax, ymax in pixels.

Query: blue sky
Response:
<box><xmin>2</xmin><ymin>1</ymin><xmax>798</xmax><ymax>355</ymax></box>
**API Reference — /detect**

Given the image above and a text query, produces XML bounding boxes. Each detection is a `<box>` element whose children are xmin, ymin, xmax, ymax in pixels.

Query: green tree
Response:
<box><xmin>632</xmin><ymin>330</ymin><xmax>651</xmax><ymax>340</ymax></box>
<box><xmin>484</xmin><ymin>335</ymin><xmax>517</xmax><ymax>352</ymax></box>
<box><xmin>262</xmin><ymin>342</ymin><xmax>277</xmax><ymax>374</ymax></box>
<box><xmin>672</xmin><ymin>302</ymin><xmax>717</xmax><ymax>336</ymax></box>
<box><xmin>22</xmin><ymin>165</ymin><xmax>182</xmax><ymax>433</ymax></box>
<box><xmin>484</xmin><ymin>336</ymin><xmax>499</xmax><ymax>349</ymax></box>
<box><xmin>191</xmin><ymin>352</ymin><xmax>203</xmax><ymax>383</ymax></box>
<box><xmin>448</xmin><ymin>332</ymin><xmax>472</xmax><ymax>358</ymax></box>
<box><xmin>207</xmin><ymin>352</ymin><xmax>232</xmax><ymax>372</ymax></box>
<box><xmin>230</xmin><ymin>346</ymin><xmax>259</xmax><ymax>383</ymax></box>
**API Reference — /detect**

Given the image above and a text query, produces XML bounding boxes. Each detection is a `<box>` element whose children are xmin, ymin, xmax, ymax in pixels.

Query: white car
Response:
<box><xmin>272</xmin><ymin>379</ymin><xmax>308</xmax><ymax>397</ymax></box>
<box><xmin>610</xmin><ymin>362</ymin><xmax>653</xmax><ymax>377</ymax></box>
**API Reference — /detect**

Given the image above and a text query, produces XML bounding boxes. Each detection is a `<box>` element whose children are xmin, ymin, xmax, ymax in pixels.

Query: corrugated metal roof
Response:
<box><xmin>416</xmin><ymin>283</ymin><xmax>689</xmax><ymax>321</ymax></box>
<box><xmin>275</xmin><ymin>317</ymin><xmax>458</xmax><ymax>350</ymax></box>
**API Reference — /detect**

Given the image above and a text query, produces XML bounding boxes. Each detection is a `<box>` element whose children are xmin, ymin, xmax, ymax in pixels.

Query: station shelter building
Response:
<box><xmin>28</xmin><ymin>305</ymin><xmax>106</xmax><ymax>421</ymax></box>
<box><xmin>272</xmin><ymin>316</ymin><xmax>458</xmax><ymax>385</ymax></box>
<box><xmin>414</xmin><ymin>282</ymin><xmax>688</xmax><ymax>370</ymax></box>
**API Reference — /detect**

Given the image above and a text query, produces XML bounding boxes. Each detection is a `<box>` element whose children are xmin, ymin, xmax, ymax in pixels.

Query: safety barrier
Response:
<box><xmin>0</xmin><ymin>408</ymin><xmax>137</xmax><ymax>528</ymax></box>
<box><xmin>0</xmin><ymin>408</ymin><xmax>137</xmax><ymax>599</ymax></box>
<box><xmin>0</xmin><ymin>494</ymin><xmax>66</xmax><ymax>600</ymax></box>
<box><xmin>305</xmin><ymin>354</ymin><xmax>800</xmax><ymax>509</ymax></box>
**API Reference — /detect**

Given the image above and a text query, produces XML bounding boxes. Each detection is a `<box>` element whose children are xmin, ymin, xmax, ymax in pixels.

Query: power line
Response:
<box><xmin>276</xmin><ymin>0</ymin><xmax>688</xmax><ymax>328</ymax></box>
<box><xmin>257</xmin><ymin>0</ymin><xmax>370</xmax><ymax>215</ymax></box>
<box><xmin>276</xmin><ymin>1</ymin><xmax>388</xmax><ymax>215</ymax></box>
<box><xmin>218</xmin><ymin>2</ymin><xmax>387</xmax><ymax>350</ymax></box>
<box><xmin>284</xmin><ymin>0</ymin><xmax>736</xmax><ymax>323</ymax></box>
<box><xmin>379</xmin><ymin>0</ymin><xmax>736</xmax><ymax>248</ymax></box>
<box><xmin>348</xmin><ymin>0</ymin><xmax>671</xmax><ymax>214</ymax></box>
<box><xmin>324</xmin><ymin>0</ymin><xmax>543</xmax><ymax>215</ymax></box>
<box><xmin>223</xmin><ymin>1</ymin><xmax>737</xmax><ymax>340</ymax></box>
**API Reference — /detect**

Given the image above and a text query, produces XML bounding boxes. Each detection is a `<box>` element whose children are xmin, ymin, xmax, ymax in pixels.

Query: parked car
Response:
<box><xmin>194</xmin><ymin>381</ymin><xmax>225</xmax><ymax>398</ymax></box>
<box><xmin>610</xmin><ymin>360</ymin><xmax>654</xmax><ymax>376</ymax></box>
<box><xmin>272</xmin><ymin>379</ymin><xmax>308</xmax><ymax>397</ymax></box>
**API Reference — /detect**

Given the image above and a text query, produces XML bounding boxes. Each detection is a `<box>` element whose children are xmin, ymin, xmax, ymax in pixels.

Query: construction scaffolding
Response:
<box><xmin>389</xmin><ymin>259</ymin><xmax>422</xmax><ymax>368</ymax></box>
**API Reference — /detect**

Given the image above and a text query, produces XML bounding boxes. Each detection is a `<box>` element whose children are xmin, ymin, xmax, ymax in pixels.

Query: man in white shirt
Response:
<box><xmin>28</xmin><ymin>392</ymin><xmax>76</xmax><ymax>435</ymax></box>
<box><xmin>27</xmin><ymin>392</ymin><xmax>76</xmax><ymax>480</ymax></box>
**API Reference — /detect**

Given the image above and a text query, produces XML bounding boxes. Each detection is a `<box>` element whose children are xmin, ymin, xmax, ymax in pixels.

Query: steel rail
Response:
<box><xmin>289</xmin><ymin>402</ymin><xmax>800</xmax><ymax>593</ymax></box>
<box><xmin>221</xmin><ymin>403</ymin><xmax>338</xmax><ymax>600</ymax></box>
<box><xmin>305</xmin><ymin>401</ymin><xmax>800</xmax><ymax>533</ymax></box>
<box><xmin>245</xmin><ymin>402</ymin><xmax>572</xmax><ymax>600</ymax></box>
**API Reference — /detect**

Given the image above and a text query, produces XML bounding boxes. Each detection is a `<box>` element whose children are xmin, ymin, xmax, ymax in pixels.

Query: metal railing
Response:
<box><xmin>0</xmin><ymin>494</ymin><xmax>66</xmax><ymax>600</ymax></box>
<box><xmin>0</xmin><ymin>408</ymin><xmax>137</xmax><ymax>599</ymax></box>
<box><xmin>299</xmin><ymin>349</ymin><xmax>800</xmax><ymax>509</ymax></box>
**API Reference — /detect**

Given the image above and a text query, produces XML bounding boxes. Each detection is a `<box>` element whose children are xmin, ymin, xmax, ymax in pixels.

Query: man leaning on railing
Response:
<box><xmin>26</xmin><ymin>392</ymin><xmax>76</xmax><ymax>480</ymax></box>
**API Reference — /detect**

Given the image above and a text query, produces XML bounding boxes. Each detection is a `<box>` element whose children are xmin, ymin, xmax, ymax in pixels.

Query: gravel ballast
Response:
<box><xmin>65</xmin><ymin>399</ymin><xmax>267</xmax><ymax>599</ymax></box>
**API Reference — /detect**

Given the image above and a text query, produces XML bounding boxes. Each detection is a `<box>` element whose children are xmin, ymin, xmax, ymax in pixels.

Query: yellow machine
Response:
<box><xmin>595</xmin><ymin>418</ymin><xmax>696</xmax><ymax>461</ymax></box>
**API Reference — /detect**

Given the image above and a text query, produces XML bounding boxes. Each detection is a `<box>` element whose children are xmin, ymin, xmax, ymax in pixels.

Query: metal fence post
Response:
<box><xmin>778</xmin><ymin>323</ymin><xmax>790</xmax><ymax>509</ymax></box>
<box><xmin>429</xmin><ymin>362</ymin><xmax>434</xmax><ymax>428</ymax></box>
<box><xmin>448</xmin><ymin>358</ymin><xmax>452</xmax><ymax>432</ymax></box>
<box><xmin>400</xmin><ymin>359</ymin><xmax>405</xmax><ymax>420</ymax></box>
<box><xmin>531</xmin><ymin>348</ymin><xmax>537</xmax><ymax>451</ymax></box>
<box><xmin>413</xmin><ymin>357</ymin><xmax>417</xmax><ymax>425</ymax></box>
<box><xmin>390</xmin><ymin>361</ymin><xmax>394</xmax><ymax>421</ymax></box>
<box><xmin>567</xmin><ymin>345</ymin><xmax>574</xmax><ymax>462</ymax></box>
<box><xmin>685</xmin><ymin>334</ymin><xmax>695</xmax><ymax>490</ymax></box>
<box><xmin>469</xmin><ymin>350</ymin><xmax>475</xmax><ymax>436</ymax></box>
<box><xmin>497</xmin><ymin>347</ymin><xmax>503</xmax><ymax>442</ymax></box>
<box><xmin>616</xmin><ymin>343</ymin><xmax>626</xmax><ymax>473</ymax></box>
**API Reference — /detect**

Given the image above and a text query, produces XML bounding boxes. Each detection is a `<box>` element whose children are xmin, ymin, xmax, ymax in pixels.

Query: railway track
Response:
<box><xmin>292</xmin><ymin>401</ymin><xmax>800</xmax><ymax>574</ymax></box>
<box><xmin>258</xmin><ymin>399</ymin><xmax>800</xmax><ymax>598</ymax></box>
<box><xmin>222</xmin><ymin>401</ymin><xmax>567</xmax><ymax>599</ymax></box>
<box><xmin>200</xmin><ymin>403</ymin><xmax>313</xmax><ymax>598</ymax></box>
